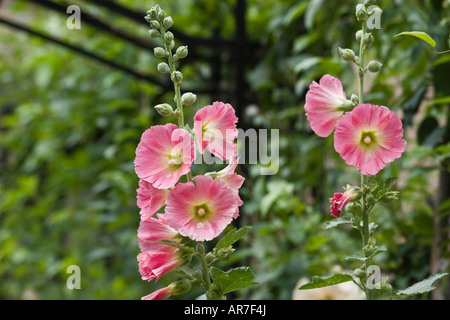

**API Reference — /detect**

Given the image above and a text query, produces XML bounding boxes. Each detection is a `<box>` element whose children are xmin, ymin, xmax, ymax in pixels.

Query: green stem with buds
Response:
<box><xmin>357</xmin><ymin>17</ymin><xmax>375</xmax><ymax>301</ymax></box>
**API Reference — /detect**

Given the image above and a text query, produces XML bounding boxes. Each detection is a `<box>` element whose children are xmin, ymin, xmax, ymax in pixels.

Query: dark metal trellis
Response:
<box><xmin>0</xmin><ymin>0</ymin><xmax>254</xmax><ymax>99</ymax></box>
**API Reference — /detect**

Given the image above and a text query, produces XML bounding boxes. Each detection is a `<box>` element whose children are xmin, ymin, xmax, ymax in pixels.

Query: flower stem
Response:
<box><xmin>162</xmin><ymin>30</ymin><xmax>193</xmax><ymax>182</ymax></box>
<box><xmin>197</xmin><ymin>242</ymin><xmax>212</xmax><ymax>295</ymax></box>
<box><xmin>357</xmin><ymin>21</ymin><xmax>375</xmax><ymax>300</ymax></box>
<box><xmin>358</xmin><ymin>23</ymin><xmax>366</xmax><ymax>105</ymax></box>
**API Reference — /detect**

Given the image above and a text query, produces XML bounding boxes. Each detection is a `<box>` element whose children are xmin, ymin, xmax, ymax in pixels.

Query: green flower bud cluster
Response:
<box><xmin>145</xmin><ymin>5</ymin><xmax>189</xmax><ymax>87</ymax></box>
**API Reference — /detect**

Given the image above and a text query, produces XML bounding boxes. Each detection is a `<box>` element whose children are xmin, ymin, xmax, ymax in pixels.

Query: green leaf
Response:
<box><xmin>324</xmin><ymin>217</ymin><xmax>353</xmax><ymax>230</ymax></box>
<box><xmin>393</xmin><ymin>273</ymin><xmax>448</xmax><ymax>296</ymax></box>
<box><xmin>342</xmin><ymin>253</ymin><xmax>367</xmax><ymax>262</ymax></box>
<box><xmin>298</xmin><ymin>273</ymin><xmax>353</xmax><ymax>290</ymax></box>
<box><xmin>214</xmin><ymin>226</ymin><xmax>252</xmax><ymax>251</ymax></box>
<box><xmin>394</xmin><ymin>31</ymin><xmax>436</xmax><ymax>48</ymax></box>
<box><xmin>210</xmin><ymin>267</ymin><xmax>258</xmax><ymax>295</ymax></box>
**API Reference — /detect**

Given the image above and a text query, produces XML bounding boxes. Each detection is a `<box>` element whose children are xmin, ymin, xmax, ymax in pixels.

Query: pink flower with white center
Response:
<box><xmin>137</xmin><ymin>248</ymin><xmax>182</xmax><ymax>282</ymax></box>
<box><xmin>135</xmin><ymin>123</ymin><xmax>195</xmax><ymax>189</ymax></box>
<box><xmin>206</xmin><ymin>156</ymin><xmax>244</xmax><ymax>219</ymax></box>
<box><xmin>136</xmin><ymin>180</ymin><xmax>169</xmax><ymax>221</ymax></box>
<box><xmin>137</xmin><ymin>213</ymin><xmax>179</xmax><ymax>252</ymax></box>
<box><xmin>142</xmin><ymin>285</ymin><xmax>173</xmax><ymax>300</ymax></box>
<box><xmin>305</xmin><ymin>74</ymin><xmax>350</xmax><ymax>137</ymax></box>
<box><xmin>334</xmin><ymin>104</ymin><xmax>407</xmax><ymax>176</ymax></box>
<box><xmin>329</xmin><ymin>189</ymin><xmax>359</xmax><ymax>218</ymax></box>
<box><xmin>194</xmin><ymin>101</ymin><xmax>238</xmax><ymax>160</ymax></box>
<box><xmin>164</xmin><ymin>175</ymin><xmax>239</xmax><ymax>241</ymax></box>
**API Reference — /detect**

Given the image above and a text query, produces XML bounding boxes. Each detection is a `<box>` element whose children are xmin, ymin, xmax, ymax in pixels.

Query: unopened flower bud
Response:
<box><xmin>206</xmin><ymin>284</ymin><xmax>222</xmax><ymax>300</ymax></box>
<box><xmin>154</xmin><ymin>47</ymin><xmax>166</xmax><ymax>58</ymax></box>
<box><xmin>338</xmin><ymin>99</ymin><xmax>355</xmax><ymax>112</ymax></box>
<box><xmin>147</xmin><ymin>7</ymin><xmax>158</xmax><ymax>19</ymax></box>
<box><xmin>158</xmin><ymin>10</ymin><xmax>166</xmax><ymax>21</ymax></box>
<box><xmin>192</xmin><ymin>269</ymin><xmax>203</xmax><ymax>281</ymax></box>
<box><xmin>351</xmin><ymin>94</ymin><xmax>359</xmax><ymax>105</ymax></box>
<box><xmin>148</xmin><ymin>29</ymin><xmax>160</xmax><ymax>38</ymax></box>
<box><xmin>149</xmin><ymin>20</ymin><xmax>160</xmax><ymax>30</ymax></box>
<box><xmin>181</xmin><ymin>92</ymin><xmax>197</xmax><ymax>106</ymax></box>
<box><xmin>157</xmin><ymin>62</ymin><xmax>171</xmax><ymax>74</ymax></box>
<box><xmin>171</xmin><ymin>71</ymin><xmax>183</xmax><ymax>84</ymax></box>
<box><xmin>154</xmin><ymin>103</ymin><xmax>174</xmax><ymax>117</ymax></box>
<box><xmin>196</xmin><ymin>242</ymin><xmax>205</xmax><ymax>255</ymax></box>
<box><xmin>164</xmin><ymin>31</ymin><xmax>174</xmax><ymax>44</ymax></box>
<box><xmin>170</xmin><ymin>278</ymin><xmax>192</xmax><ymax>296</ymax></box>
<box><xmin>217</xmin><ymin>247</ymin><xmax>234</xmax><ymax>261</ymax></box>
<box><xmin>144</xmin><ymin>15</ymin><xmax>152</xmax><ymax>23</ymax></box>
<box><xmin>205</xmin><ymin>252</ymin><xmax>215</xmax><ymax>264</ymax></box>
<box><xmin>338</xmin><ymin>47</ymin><xmax>356</xmax><ymax>62</ymax></box>
<box><xmin>356</xmin><ymin>4</ymin><xmax>367</xmax><ymax>21</ymax></box>
<box><xmin>379</xmin><ymin>279</ymin><xmax>393</xmax><ymax>294</ymax></box>
<box><xmin>163</xmin><ymin>16</ymin><xmax>173</xmax><ymax>29</ymax></box>
<box><xmin>363</xmin><ymin>33</ymin><xmax>374</xmax><ymax>47</ymax></box>
<box><xmin>176</xmin><ymin>46</ymin><xmax>188</xmax><ymax>59</ymax></box>
<box><xmin>355</xmin><ymin>30</ymin><xmax>363</xmax><ymax>42</ymax></box>
<box><xmin>354</xmin><ymin>268</ymin><xmax>366</xmax><ymax>278</ymax></box>
<box><xmin>367</xmin><ymin>60</ymin><xmax>383</xmax><ymax>73</ymax></box>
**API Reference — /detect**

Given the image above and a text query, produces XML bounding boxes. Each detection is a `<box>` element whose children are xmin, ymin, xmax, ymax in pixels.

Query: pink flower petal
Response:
<box><xmin>334</xmin><ymin>104</ymin><xmax>407</xmax><ymax>175</ymax></box>
<box><xmin>142</xmin><ymin>286</ymin><xmax>173</xmax><ymax>300</ymax></box>
<box><xmin>165</xmin><ymin>175</ymin><xmax>239</xmax><ymax>241</ymax></box>
<box><xmin>137</xmin><ymin>214</ymin><xmax>179</xmax><ymax>252</ymax></box>
<box><xmin>135</xmin><ymin>124</ymin><xmax>195</xmax><ymax>189</ymax></box>
<box><xmin>136</xmin><ymin>180</ymin><xmax>169</xmax><ymax>220</ymax></box>
<box><xmin>305</xmin><ymin>75</ymin><xmax>347</xmax><ymax>137</ymax></box>
<box><xmin>194</xmin><ymin>101</ymin><xmax>238</xmax><ymax>160</ymax></box>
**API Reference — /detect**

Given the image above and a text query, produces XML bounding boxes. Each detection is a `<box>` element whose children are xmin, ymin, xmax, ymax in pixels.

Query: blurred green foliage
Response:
<box><xmin>0</xmin><ymin>0</ymin><xmax>449</xmax><ymax>299</ymax></box>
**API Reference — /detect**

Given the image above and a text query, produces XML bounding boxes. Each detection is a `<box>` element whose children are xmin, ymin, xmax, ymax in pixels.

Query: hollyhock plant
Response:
<box><xmin>164</xmin><ymin>175</ymin><xmax>239</xmax><ymax>241</ymax></box>
<box><xmin>136</xmin><ymin>180</ymin><xmax>169</xmax><ymax>221</ymax></box>
<box><xmin>305</xmin><ymin>74</ymin><xmax>353</xmax><ymax>137</ymax></box>
<box><xmin>134</xmin><ymin>123</ymin><xmax>195</xmax><ymax>189</ymax></box>
<box><xmin>194</xmin><ymin>101</ymin><xmax>239</xmax><ymax>160</ymax></box>
<box><xmin>132</xmin><ymin>5</ymin><xmax>255</xmax><ymax>301</ymax></box>
<box><xmin>334</xmin><ymin>104</ymin><xmax>407</xmax><ymax>176</ymax></box>
<box><xmin>299</xmin><ymin>0</ymin><xmax>447</xmax><ymax>300</ymax></box>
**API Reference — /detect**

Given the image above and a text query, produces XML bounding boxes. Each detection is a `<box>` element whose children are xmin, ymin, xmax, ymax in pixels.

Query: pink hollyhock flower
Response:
<box><xmin>305</xmin><ymin>74</ymin><xmax>350</xmax><ymax>137</ymax></box>
<box><xmin>206</xmin><ymin>156</ymin><xmax>244</xmax><ymax>219</ymax></box>
<box><xmin>165</xmin><ymin>175</ymin><xmax>239</xmax><ymax>241</ymax></box>
<box><xmin>329</xmin><ymin>189</ymin><xmax>359</xmax><ymax>218</ymax></box>
<box><xmin>194</xmin><ymin>101</ymin><xmax>238</xmax><ymax>160</ymax></box>
<box><xmin>137</xmin><ymin>248</ymin><xmax>182</xmax><ymax>282</ymax></box>
<box><xmin>135</xmin><ymin>123</ymin><xmax>195</xmax><ymax>189</ymax></box>
<box><xmin>138</xmin><ymin>214</ymin><xmax>179</xmax><ymax>252</ymax></box>
<box><xmin>334</xmin><ymin>104</ymin><xmax>407</xmax><ymax>175</ymax></box>
<box><xmin>136</xmin><ymin>180</ymin><xmax>169</xmax><ymax>221</ymax></box>
<box><xmin>142</xmin><ymin>285</ymin><xmax>173</xmax><ymax>300</ymax></box>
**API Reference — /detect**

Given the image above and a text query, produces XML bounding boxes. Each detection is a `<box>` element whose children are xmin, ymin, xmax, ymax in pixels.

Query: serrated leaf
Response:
<box><xmin>393</xmin><ymin>272</ymin><xmax>448</xmax><ymax>296</ymax></box>
<box><xmin>324</xmin><ymin>217</ymin><xmax>353</xmax><ymax>230</ymax></box>
<box><xmin>342</xmin><ymin>254</ymin><xmax>367</xmax><ymax>262</ymax></box>
<box><xmin>298</xmin><ymin>273</ymin><xmax>353</xmax><ymax>290</ymax></box>
<box><xmin>394</xmin><ymin>31</ymin><xmax>436</xmax><ymax>48</ymax></box>
<box><xmin>210</xmin><ymin>267</ymin><xmax>258</xmax><ymax>294</ymax></box>
<box><xmin>215</xmin><ymin>226</ymin><xmax>252</xmax><ymax>251</ymax></box>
